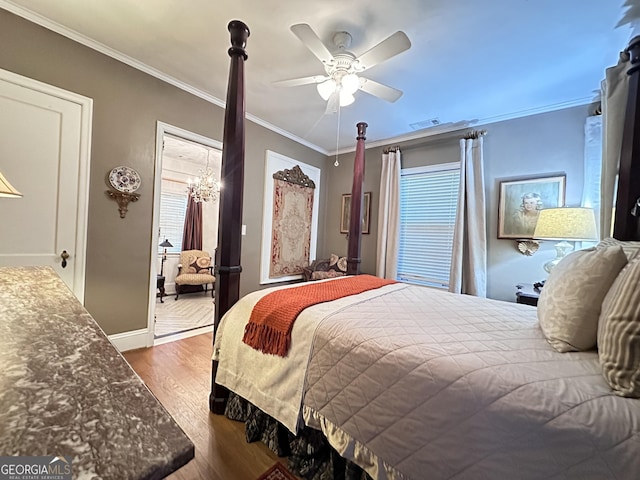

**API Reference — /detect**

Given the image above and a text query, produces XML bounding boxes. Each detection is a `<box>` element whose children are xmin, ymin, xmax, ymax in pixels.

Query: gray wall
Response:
<box><xmin>0</xmin><ymin>10</ymin><xmax>327</xmax><ymax>335</ymax></box>
<box><xmin>485</xmin><ymin>106</ymin><xmax>590</xmax><ymax>301</ymax></box>
<box><xmin>0</xmin><ymin>9</ymin><xmax>594</xmax><ymax>335</ymax></box>
<box><xmin>324</xmin><ymin>105</ymin><xmax>592</xmax><ymax>302</ymax></box>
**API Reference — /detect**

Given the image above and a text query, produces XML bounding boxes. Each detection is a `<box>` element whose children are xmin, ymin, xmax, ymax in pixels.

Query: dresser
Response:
<box><xmin>0</xmin><ymin>266</ymin><xmax>194</xmax><ymax>479</ymax></box>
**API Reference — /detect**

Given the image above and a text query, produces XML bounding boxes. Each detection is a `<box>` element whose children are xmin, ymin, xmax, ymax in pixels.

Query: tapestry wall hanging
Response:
<box><xmin>260</xmin><ymin>151</ymin><xmax>321</xmax><ymax>284</ymax></box>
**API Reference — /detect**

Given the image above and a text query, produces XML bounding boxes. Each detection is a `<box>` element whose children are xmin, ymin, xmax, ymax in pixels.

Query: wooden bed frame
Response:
<box><xmin>210</xmin><ymin>21</ymin><xmax>640</xmax><ymax>421</ymax></box>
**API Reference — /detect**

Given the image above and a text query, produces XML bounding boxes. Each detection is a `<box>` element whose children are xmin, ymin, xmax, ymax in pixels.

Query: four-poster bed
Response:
<box><xmin>211</xmin><ymin>24</ymin><xmax>640</xmax><ymax>480</ymax></box>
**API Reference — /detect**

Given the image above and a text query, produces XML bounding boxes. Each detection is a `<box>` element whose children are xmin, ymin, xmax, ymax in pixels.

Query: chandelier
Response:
<box><xmin>187</xmin><ymin>151</ymin><xmax>220</xmax><ymax>203</ymax></box>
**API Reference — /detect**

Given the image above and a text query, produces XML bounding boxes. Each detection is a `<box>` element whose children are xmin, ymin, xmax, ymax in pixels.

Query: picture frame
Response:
<box><xmin>340</xmin><ymin>192</ymin><xmax>371</xmax><ymax>234</ymax></box>
<box><xmin>498</xmin><ymin>175</ymin><xmax>566</xmax><ymax>239</ymax></box>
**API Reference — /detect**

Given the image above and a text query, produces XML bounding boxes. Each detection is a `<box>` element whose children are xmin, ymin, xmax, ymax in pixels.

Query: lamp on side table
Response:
<box><xmin>159</xmin><ymin>238</ymin><xmax>173</xmax><ymax>276</ymax></box>
<box><xmin>533</xmin><ymin>207</ymin><xmax>598</xmax><ymax>273</ymax></box>
<box><xmin>158</xmin><ymin>239</ymin><xmax>173</xmax><ymax>303</ymax></box>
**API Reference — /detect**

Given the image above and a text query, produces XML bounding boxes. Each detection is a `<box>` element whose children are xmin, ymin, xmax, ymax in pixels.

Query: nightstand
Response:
<box><xmin>515</xmin><ymin>283</ymin><xmax>541</xmax><ymax>306</ymax></box>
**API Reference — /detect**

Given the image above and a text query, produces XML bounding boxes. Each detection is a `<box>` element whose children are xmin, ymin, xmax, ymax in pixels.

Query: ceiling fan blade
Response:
<box><xmin>359</xmin><ymin>77</ymin><xmax>403</xmax><ymax>102</ymax></box>
<box><xmin>273</xmin><ymin>75</ymin><xmax>328</xmax><ymax>87</ymax></box>
<box><xmin>291</xmin><ymin>24</ymin><xmax>335</xmax><ymax>65</ymax></box>
<box><xmin>354</xmin><ymin>31</ymin><xmax>411</xmax><ymax>71</ymax></box>
<box><xmin>325</xmin><ymin>91</ymin><xmax>339</xmax><ymax>115</ymax></box>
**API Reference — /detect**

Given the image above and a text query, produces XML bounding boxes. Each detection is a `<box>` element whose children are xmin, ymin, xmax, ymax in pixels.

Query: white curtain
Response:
<box><xmin>601</xmin><ymin>52</ymin><xmax>630</xmax><ymax>238</ymax></box>
<box><xmin>449</xmin><ymin>135</ymin><xmax>487</xmax><ymax>297</ymax></box>
<box><xmin>376</xmin><ymin>149</ymin><xmax>401</xmax><ymax>279</ymax></box>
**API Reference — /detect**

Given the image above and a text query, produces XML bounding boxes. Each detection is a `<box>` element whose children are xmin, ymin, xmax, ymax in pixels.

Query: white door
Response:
<box><xmin>0</xmin><ymin>69</ymin><xmax>91</xmax><ymax>301</ymax></box>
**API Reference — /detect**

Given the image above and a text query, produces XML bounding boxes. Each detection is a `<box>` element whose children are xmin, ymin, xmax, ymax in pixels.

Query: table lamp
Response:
<box><xmin>533</xmin><ymin>207</ymin><xmax>598</xmax><ymax>273</ymax></box>
<box><xmin>159</xmin><ymin>238</ymin><xmax>173</xmax><ymax>276</ymax></box>
<box><xmin>0</xmin><ymin>171</ymin><xmax>22</xmax><ymax>198</ymax></box>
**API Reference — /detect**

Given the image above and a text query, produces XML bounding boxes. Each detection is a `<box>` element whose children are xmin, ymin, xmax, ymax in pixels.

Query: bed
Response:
<box><xmin>210</xmin><ymin>22</ymin><xmax>640</xmax><ymax>480</ymax></box>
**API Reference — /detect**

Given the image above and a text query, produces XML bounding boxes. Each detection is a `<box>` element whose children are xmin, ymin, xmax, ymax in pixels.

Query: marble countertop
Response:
<box><xmin>0</xmin><ymin>266</ymin><xmax>194</xmax><ymax>479</ymax></box>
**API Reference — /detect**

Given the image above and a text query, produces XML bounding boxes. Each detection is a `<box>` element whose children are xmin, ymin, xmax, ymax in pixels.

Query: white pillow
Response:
<box><xmin>537</xmin><ymin>246</ymin><xmax>627</xmax><ymax>352</ymax></box>
<box><xmin>598</xmin><ymin>253</ymin><xmax>640</xmax><ymax>397</ymax></box>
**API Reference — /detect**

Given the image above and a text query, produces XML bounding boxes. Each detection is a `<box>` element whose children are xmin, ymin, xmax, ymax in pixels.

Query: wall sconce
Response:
<box><xmin>0</xmin><ymin>171</ymin><xmax>22</xmax><ymax>198</ymax></box>
<box><xmin>516</xmin><ymin>240</ymin><xmax>540</xmax><ymax>256</ymax></box>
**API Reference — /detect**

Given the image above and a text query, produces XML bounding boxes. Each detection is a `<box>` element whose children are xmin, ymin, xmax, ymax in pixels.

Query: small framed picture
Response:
<box><xmin>340</xmin><ymin>192</ymin><xmax>371</xmax><ymax>234</ymax></box>
<box><xmin>498</xmin><ymin>175</ymin><xmax>566</xmax><ymax>239</ymax></box>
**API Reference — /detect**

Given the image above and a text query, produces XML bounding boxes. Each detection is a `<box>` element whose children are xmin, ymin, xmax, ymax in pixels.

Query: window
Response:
<box><xmin>582</xmin><ymin>115</ymin><xmax>603</xmax><ymax>241</ymax></box>
<box><xmin>397</xmin><ymin>162</ymin><xmax>460</xmax><ymax>288</ymax></box>
<box><xmin>158</xmin><ymin>192</ymin><xmax>187</xmax><ymax>254</ymax></box>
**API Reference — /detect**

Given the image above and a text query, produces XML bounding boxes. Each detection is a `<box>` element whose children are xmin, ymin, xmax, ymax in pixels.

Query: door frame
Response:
<box><xmin>147</xmin><ymin>122</ymin><xmax>222</xmax><ymax>346</ymax></box>
<box><xmin>0</xmin><ymin>68</ymin><xmax>92</xmax><ymax>302</ymax></box>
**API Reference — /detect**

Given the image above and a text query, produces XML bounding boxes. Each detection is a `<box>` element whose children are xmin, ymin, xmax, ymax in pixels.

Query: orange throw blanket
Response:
<box><xmin>243</xmin><ymin>274</ymin><xmax>397</xmax><ymax>356</ymax></box>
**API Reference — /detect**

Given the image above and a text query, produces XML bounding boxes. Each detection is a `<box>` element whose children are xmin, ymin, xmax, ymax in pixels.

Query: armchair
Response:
<box><xmin>174</xmin><ymin>250</ymin><xmax>215</xmax><ymax>300</ymax></box>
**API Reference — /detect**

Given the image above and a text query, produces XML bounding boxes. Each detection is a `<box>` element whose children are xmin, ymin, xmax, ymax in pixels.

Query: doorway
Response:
<box><xmin>0</xmin><ymin>68</ymin><xmax>91</xmax><ymax>301</ymax></box>
<box><xmin>148</xmin><ymin>123</ymin><xmax>222</xmax><ymax>345</ymax></box>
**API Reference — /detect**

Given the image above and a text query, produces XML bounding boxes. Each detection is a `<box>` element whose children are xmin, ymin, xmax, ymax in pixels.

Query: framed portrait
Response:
<box><xmin>498</xmin><ymin>175</ymin><xmax>566</xmax><ymax>239</ymax></box>
<box><xmin>340</xmin><ymin>192</ymin><xmax>371</xmax><ymax>234</ymax></box>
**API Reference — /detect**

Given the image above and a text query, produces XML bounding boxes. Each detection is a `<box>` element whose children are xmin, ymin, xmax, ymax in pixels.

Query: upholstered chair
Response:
<box><xmin>174</xmin><ymin>250</ymin><xmax>215</xmax><ymax>300</ymax></box>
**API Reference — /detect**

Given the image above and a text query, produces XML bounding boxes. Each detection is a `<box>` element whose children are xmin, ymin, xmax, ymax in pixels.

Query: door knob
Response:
<box><xmin>61</xmin><ymin>250</ymin><xmax>70</xmax><ymax>268</ymax></box>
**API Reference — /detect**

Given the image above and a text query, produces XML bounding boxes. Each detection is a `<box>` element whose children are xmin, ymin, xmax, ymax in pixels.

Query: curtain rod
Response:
<box><xmin>462</xmin><ymin>129</ymin><xmax>487</xmax><ymax>140</ymax></box>
<box><xmin>383</xmin><ymin>145</ymin><xmax>401</xmax><ymax>154</ymax></box>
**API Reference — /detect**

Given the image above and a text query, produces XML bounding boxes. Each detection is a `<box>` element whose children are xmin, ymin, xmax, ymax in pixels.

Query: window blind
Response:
<box><xmin>398</xmin><ymin>163</ymin><xmax>460</xmax><ymax>288</ymax></box>
<box><xmin>159</xmin><ymin>192</ymin><xmax>187</xmax><ymax>254</ymax></box>
<box><xmin>581</xmin><ymin>115</ymin><xmax>603</xmax><ymax>245</ymax></box>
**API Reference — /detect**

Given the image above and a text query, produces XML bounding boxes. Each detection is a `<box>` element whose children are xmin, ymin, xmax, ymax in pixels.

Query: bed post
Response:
<box><xmin>210</xmin><ymin>20</ymin><xmax>250</xmax><ymax>414</ymax></box>
<box><xmin>347</xmin><ymin>122</ymin><xmax>368</xmax><ymax>275</ymax></box>
<box><xmin>614</xmin><ymin>35</ymin><xmax>640</xmax><ymax>241</ymax></box>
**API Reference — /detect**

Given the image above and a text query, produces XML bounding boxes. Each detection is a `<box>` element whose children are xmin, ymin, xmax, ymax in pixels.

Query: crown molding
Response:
<box><xmin>330</xmin><ymin>96</ymin><xmax>594</xmax><ymax>156</ymax></box>
<box><xmin>0</xmin><ymin>0</ymin><xmax>328</xmax><ymax>155</ymax></box>
<box><xmin>1</xmin><ymin>1</ymin><xmax>594</xmax><ymax>159</ymax></box>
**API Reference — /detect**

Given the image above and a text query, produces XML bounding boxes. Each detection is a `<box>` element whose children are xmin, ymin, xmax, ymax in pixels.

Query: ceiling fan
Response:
<box><xmin>274</xmin><ymin>24</ymin><xmax>411</xmax><ymax>113</ymax></box>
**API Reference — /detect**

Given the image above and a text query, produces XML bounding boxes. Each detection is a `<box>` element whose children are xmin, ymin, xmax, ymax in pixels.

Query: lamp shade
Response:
<box><xmin>533</xmin><ymin>207</ymin><xmax>598</xmax><ymax>241</ymax></box>
<box><xmin>341</xmin><ymin>73</ymin><xmax>360</xmax><ymax>95</ymax></box>
<box><xmin>159</xmin><ymin>239</ymin><xmax>173</xmax><ymax>248</ymax></box>
<box><xmin>0</xmin><ymin>171</ymin><xmax>22</xmax><ymax>198</ymax></box>
<box><xmin>339</xmin><ymin>90</ymin><xmax>355</xmax><ymax>106</ymax></box>
<box><xmin>316</xmin><ymin>79</ymin><xmax>336</xmax><ymax>101</ymax></box>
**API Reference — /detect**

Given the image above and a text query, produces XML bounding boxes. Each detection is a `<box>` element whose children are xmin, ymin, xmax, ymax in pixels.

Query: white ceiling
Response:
<box><xmin>2</xmin><ymin>0</ymin><xmax>638</xmax><ymax>153</ymax></box>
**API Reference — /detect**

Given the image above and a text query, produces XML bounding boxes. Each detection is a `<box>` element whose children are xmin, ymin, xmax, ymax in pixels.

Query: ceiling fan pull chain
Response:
<box><xmin>334</xmin><ymin>104</ymin><xmax>341</xmax><ymax>167</ymax></box>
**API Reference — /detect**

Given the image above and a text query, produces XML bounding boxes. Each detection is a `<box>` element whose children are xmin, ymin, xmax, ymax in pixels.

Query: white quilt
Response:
<box><xmin>213</xmin><ymin>277</ymin><xmax>407</xmax><ymax>432</ymax></box>
<box><xmin>214</xmin><ymin>280</ymin><xmax>640</xmax><ymax>479</ymax></box>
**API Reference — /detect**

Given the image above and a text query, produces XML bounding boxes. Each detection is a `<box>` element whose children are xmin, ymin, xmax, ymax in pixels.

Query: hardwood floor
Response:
<box><xmin>123</xmin><ymin>333</ymin><xmax>287</xmax><ymax>479</ymax></box>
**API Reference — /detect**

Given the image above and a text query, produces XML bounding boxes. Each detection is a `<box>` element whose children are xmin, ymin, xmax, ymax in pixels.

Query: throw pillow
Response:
<box><xmin>329</xmin><ymin>253</ymin><xmax>348</xmax><ymax>273</ymax></box>
<box><xmin>596</xmin><ymin>237</ymin><xmax>640</xmax><ymax>261</ymax></box>
<box><xmin>537</xmin><ymin>246</ymin><xmax>627</xmax><ymax>352</ymax></box>
<box><xmin>188</xmin><ymin>256</ymin><xmax>211</xmax><ymax>274</ymax></box>
<box><xmin>598</xmin><ymin>253</ymin><xmax>640</xmax><ymax>397</ymax></box>
<box><xmin>311</xmin><ymin>270</ymin><xmax>344</xmax><ymax>281</ymax></box>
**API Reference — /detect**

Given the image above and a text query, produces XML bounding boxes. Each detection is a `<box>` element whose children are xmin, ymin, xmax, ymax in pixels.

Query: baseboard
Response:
<box><xmin>109</xmin><ymin>328</ymin><xmax>150</xmax><ymax>352</ymax></box>
<box><xmin>154</xmin><ymin>324</ymin><xmax>214</xmax><ymax>346</ymax></box>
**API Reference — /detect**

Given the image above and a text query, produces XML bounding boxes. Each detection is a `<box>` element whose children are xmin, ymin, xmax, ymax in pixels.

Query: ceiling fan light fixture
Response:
<box><xmin>317</xmin><ymin>79</ymin><xmax>336</xmax><ymax>100</ymax></box>
<box><xmin>341</xmin><ymin>73</ymin><xmax>360</xmax><ymax>95</ymax></box>
<box><xmin>339</xmin><ymin>90</ymin><xmax>355</xmax><ymax>107</ymax></box>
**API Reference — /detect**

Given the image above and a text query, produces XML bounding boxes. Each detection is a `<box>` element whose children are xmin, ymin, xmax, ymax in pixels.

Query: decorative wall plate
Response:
<box><xmin>109</xmin><ymin>166</ymin><xmax>141</xmax><ymax>193</ymax></box>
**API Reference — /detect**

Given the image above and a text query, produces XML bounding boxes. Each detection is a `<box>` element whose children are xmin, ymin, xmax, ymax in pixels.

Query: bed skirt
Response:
<box><xmin>225</xmin><ymin>392</ymin><xmax>372</xmax><ymax>480</ymax></box>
